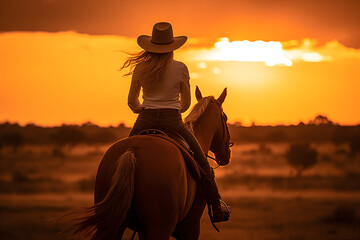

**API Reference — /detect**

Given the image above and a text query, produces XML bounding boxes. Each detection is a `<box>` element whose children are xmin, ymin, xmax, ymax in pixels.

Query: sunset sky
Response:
<box><xmin>1</xmin><ymin>0</ymin><xmax>359</xmax><ymax>126</ymax></box>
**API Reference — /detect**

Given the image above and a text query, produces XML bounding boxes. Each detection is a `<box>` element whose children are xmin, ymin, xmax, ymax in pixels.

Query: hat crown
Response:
<box><xmin>151</xmin><ymin>22</ymin><xmax>174</xmax><ymax>45</ymax></box>
<box><xmin>137</xmin><ymin>22</ymin><xmax>187</xmax><ymax>53</ymax></box>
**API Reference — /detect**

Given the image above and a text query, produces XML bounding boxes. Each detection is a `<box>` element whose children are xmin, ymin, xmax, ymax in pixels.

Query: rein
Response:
<box><xmin>208</xmin><ymin>108</ymin><xmax>234</xmax><ymax>167</ymax></box>
<box><xmin>205</xmin><ymin>154</ymin><xmax>221</xmax><ymax>169</ymax></box>
<box><xmin>188</xmin><ymin>98</ymin><xmax>234</xmax><ymax>167</ymax></box>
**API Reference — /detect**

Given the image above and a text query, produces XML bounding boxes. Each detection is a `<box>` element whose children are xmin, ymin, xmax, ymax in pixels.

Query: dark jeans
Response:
<box><xmin>129</xmin><ymin>108</ymin><xmax>210</xmax><ymax>173</ymax></box>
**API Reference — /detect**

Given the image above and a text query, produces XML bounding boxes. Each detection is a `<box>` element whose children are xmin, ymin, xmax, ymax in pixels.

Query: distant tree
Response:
<box><xmin>12</xmin><ymin>171</ymin><xmax>29</xmax><ymax>183</ymax></box>
<box><xmin>233</xmin><ymin>121</ymin><xmax>242</xmax><ymax>127</ymax></box>
<box><xmin>286</xmin><ymin>142</ymin><xmax>318</xmax><ymax>177</ymax></box>
<box><xmin>349</xmin><ymin>134</ymin><xmax>360</xmax><ymax>156</ymax></box>
<box><xmin>92</xmin><ymin>130</ymin><xmax>117</xmax><ymax>144</ymax></box>
<box><xmin>258</xmin><ymin>143</ymin><xmax>272</xmax><ymax>154</ymax></box>
<box><xmin>332</xmin><ymin>127</ymin><xmax>351</xmax><ymax>145</ymax></box>
<box><xmin>332</xmin><ymin>205</ymin><xmax>356</xmax><ymax>223</ymax></box>
<box><xmin>50</xmin><ymin>126</ymin><xmax>86</xmax><ymax>147</ymax></box>
<box><xmin>52</xmin><ymin>147</ymin><xmax>66</xmax><ymax>159</ymax></box>
<box><xmin>25</xmin><ymin>123</ymin><xmax>37</xmax><ymax>127</ymax></box>
<box><xmin>309</xmin><ymin>115</ymin><xmax>334</xmax><ymax>125</ymax></box>
<box><xmin>266</xmin><ymin>129</ymin><xmax>287</xmax><ymax>142</ymax></box>
<box><xmin>1</xmin><ymin>132</ymin><xmax>24</xmax><ymax>153</ymax></box>
<box><xmin>81</xmin><ymin>121</ymin><xmax>98</xmax><ymax>127</ymax></box>
<box><xmin>298</xmin><ymin>121</ymin><xmax>305</xmax><ymax>126</ymax></box>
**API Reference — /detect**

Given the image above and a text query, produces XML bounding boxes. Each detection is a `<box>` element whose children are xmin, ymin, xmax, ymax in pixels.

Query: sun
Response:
<box><xmin>210</xmin><ymin>38</ymin><xmax>293</xmax><ymax>66</ymax></box>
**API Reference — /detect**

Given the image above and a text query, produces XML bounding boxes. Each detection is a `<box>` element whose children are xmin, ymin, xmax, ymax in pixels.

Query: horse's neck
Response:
<box><xmin>192</xmin><ymin>103</ymin><xmax>220</xmax><ymax>154</ymax></box>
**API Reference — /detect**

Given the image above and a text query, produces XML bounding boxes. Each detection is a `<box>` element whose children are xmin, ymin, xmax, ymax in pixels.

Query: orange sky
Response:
<box><xmin>1</xmin><ymin>1</ymin><xmax>359</xmax><ymax>126</ymax></box>
<box><xmin>0</xmin><ymin>0</ymin><xmax>360</xmax><ymax>48</ymax></box>
<box><xmin>1</xmin><ymin>1</ymin><xmax>360</xmax><ymax>48</ymax></box>
<box><xmin>1</xmin><ymin>31</ymin><xmax>359</xmax><ymax>126</ymax></box>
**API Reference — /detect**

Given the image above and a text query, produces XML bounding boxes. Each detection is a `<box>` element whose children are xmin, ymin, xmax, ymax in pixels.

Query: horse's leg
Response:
<box><xmin>173</xmin><ymin>190</ymin><xmax>206</xmax><ymax>240</ymax></box>
<box><xmin>176</xmin><ymin>223</ymin><xmax>200</xmax><ymax>240</ymax></box>
<box><xmin>174</xmin><ymin>212</ymin><xmax>202</xmax><ymax>238</ymax></box>
<box><xmin>90</xmin><ymin>224</ymin><xmax>125</xmax><ymax>240</ymax></box>
<box><xmin>138</xmin><ymin>230</ymin><xmax>172</xmax><ymax>240</ymax></box>
<box><xmin>134</xmin><ymin>196</ymin><xmax>177</xmax><ymax>240</ymax></box>
<box><xmin>115</xmin><ymin>223</ymin><xmax>127</xmax><ymax>240</ymax></box>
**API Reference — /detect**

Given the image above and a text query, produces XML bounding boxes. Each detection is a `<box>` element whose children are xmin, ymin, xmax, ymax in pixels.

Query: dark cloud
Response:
<box><xmin>0</xmin><ymin>0</ymin><xmax>359</xmax><ymax>48</ymax></box>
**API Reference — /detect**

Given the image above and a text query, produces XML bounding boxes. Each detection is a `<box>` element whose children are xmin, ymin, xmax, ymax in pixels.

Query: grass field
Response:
<box><xmin>0</xmin><ymin>143</ymin><xmax>359</xmax><ymax>239</ymax></box>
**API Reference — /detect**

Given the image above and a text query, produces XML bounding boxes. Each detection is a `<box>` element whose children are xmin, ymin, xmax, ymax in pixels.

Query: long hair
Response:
<box><xmin>121</xmin><ymin>50</ymin><xmax>173</xmax><ymax>84</ymax></box>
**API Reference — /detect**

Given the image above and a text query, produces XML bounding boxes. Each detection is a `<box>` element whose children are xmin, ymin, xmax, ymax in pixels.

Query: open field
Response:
<box><xmin>1</xmin><ymin>192</ymin><xmax>359</xmax><ymax>240</ymax></box>
<box><xmin>0</xmin><ymin>143</ymin><xmax>359</xmax><ymax>239</ymax></box>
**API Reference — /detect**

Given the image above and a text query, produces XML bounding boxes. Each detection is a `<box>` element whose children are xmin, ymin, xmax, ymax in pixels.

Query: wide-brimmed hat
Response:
<box><xmin>137</xmin><ymin>22</ymin><xmax>187</xmax><ymax>53</ymax></box>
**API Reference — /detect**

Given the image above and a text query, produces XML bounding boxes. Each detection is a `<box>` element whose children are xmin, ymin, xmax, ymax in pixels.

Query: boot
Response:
<box><xmin>203</xmin><ymin>167</ymin><xmax>231</xmax><ymax>223</ymax></box>
<box><xmin>177</xmin><ymin>126</ymin><xmax>230</xmax><ymax>222</ymax></box>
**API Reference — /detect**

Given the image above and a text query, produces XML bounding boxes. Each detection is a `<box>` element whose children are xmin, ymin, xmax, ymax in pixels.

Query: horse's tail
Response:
<box><xmin>73</xmin><ymin>147</ymin><xmax>137</xmax><ymax>239</ymax></box>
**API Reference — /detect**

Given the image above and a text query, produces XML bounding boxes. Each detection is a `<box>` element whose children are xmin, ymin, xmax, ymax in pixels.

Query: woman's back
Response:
<box><xmin>134</xmin><ymin>59</ymin><xmax>190</xmax><ymax>110</ymax></box>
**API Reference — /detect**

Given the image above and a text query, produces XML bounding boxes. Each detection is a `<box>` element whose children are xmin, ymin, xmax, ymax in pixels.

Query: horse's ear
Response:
<box><xmin>217</xmin><ymin>88</ymin><xmax>227</xmax><ymax>106</ymax></box>
<box><xmin>195</xmin><ymin>86</ymin><xmax>203</xmax><ymax>101</ymax></box>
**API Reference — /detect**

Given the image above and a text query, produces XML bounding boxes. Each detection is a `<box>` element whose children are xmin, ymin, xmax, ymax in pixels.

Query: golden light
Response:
<box><xmin>210</xmin><ymin>38</ymin><xmax>293</xmax><ymax>66</ymax></box>
<box><xmin>1</xmin><ymin>32</ymin><xmax>360</xmax><ymax>126</ymax></box>
<box><xmin>190</xmin><ymin>72</ymin><xmax>200</xmax><ymax>79</ymax></box>
<box><xmin>198</xmin><ymin>62</ymin><xmax>207</xmax><ymax>69</ymax></box>
<box><xmin>213</xmin><ymin>67</ymin><xmax>221</xmax><ymax>74</ymax></box>
<box><xmin>301</xmin><ymin>52</ymin><xmax>324</xmax><ymax>62</ymax></box>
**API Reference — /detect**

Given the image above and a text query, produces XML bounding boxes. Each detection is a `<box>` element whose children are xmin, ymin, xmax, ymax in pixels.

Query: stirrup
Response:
<box><xmin>220</xmin><ymin>199</ymin><xmax>231</xmax><ymax>217</ymax></box>
<box><xmin>214</xmin><ymin>200</ymin><xmax>231</xmax><ymax>222</ymax></box>
<box><xmin>208</xmin><ymin>200</ymin><xmax>231</xmax><ymax>232</ymax></box>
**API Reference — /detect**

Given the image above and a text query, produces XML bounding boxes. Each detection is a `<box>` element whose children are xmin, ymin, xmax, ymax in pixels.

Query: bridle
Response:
<box><xmin>206</xmin><ymin>103</ymin><xmax>234</xmax><ymax>166</ymax></box>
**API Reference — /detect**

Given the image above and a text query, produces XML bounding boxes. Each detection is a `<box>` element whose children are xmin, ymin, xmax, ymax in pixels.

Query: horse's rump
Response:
<box><xmin>95</xmin><ymin>135</ymin><xmax>197</xmax><ymax>233</ymax></box>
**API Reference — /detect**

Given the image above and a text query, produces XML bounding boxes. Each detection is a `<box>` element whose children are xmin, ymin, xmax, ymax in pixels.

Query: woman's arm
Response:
<box><xmin>128</xmin><ymin>71</ymin><xmax>142</xmax><ymax>113</ymax></box>
<box><xmin>180</xmin><ymin>64</ymin><xmax>191</xmax><ymax>113</ymax></box>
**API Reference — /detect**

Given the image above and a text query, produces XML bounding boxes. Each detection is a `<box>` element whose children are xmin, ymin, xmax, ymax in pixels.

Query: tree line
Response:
<box><xmin>0</xmin><ymin>115</ymin><xmax>359</xmax><ymax>149</ymax></box>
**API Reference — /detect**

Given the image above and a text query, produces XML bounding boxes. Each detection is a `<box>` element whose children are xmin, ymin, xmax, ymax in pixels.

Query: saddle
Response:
<box><xmin>138</xmin><ymin>129</ymin><xmax>201</xmax><ymax>181</ymax></box>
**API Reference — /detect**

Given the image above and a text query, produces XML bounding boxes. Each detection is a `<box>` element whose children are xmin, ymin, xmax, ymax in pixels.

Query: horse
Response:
<box><xmin>73</xmin><ymin>87</ymin><xmax>233</xmax><ymax>240</ymax></box>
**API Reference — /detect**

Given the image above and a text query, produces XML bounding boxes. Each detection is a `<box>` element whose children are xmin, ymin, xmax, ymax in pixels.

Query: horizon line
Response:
<box><xmin>1</xmin><ymin>120</ymin><xmax>359</xmax><ymax>128</ymax></box>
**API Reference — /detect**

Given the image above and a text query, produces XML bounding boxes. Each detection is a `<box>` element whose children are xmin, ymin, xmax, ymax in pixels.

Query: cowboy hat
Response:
<box><xmin>137</xmin><ymin>22</ymin><xmax>187</xmax><ymax>53</ymax></box>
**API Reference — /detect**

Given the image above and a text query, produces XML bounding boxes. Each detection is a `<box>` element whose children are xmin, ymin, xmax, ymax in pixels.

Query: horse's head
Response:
<box><xmin>195</xmin><ymin>86</ymin><xmax>233</xmax><ymax>166</ymax></box>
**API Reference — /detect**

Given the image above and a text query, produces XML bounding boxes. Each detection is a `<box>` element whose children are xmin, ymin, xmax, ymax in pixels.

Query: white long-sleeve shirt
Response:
<box><xmin>128</xmin><ymin>60</ymin><xmax>191</xmax><ymax>113</ymax></box>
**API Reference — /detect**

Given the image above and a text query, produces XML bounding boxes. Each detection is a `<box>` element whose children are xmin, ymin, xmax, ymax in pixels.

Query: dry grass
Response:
<box><xmin>0</xmin><ymin>143</ymin><xmax>359</xmax><ymax>239</ymax></box>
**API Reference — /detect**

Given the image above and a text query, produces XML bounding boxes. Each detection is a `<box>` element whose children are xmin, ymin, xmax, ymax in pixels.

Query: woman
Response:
<box><xmin>121</xmin><ymin>22</ymin><xmax>230</xmax><ymax>223</ymax></box>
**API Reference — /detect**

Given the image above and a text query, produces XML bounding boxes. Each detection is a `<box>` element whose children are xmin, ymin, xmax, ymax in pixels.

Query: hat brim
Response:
<box><xmin>137</xmin><ymin>35</ymin><xmax>187</xmax><ymax>53</ymax></box>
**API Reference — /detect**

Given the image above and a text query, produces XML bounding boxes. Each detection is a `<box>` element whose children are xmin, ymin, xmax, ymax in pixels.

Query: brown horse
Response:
<box><xmin>74</xmin><ymin>87</ymin><xmax>232</xmax><ymax>240</ymax></box>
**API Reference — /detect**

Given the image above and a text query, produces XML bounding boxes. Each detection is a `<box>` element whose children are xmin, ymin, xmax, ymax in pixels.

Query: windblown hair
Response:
<box><xmin>120</xmin><ymin>50</ymin><xmax>173</xmax><ymax>84</ymax></box>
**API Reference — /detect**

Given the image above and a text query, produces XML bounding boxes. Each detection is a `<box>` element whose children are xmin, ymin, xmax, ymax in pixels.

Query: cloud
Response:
<box><xmin>177</xmin><ymin>38</ymin><xmax>360</xmax><ymax>67</ymax></box>
<box><xmin>0</xmin><ymin>0</ymin><xmax>359</xmax><ymax>48</ymax></box>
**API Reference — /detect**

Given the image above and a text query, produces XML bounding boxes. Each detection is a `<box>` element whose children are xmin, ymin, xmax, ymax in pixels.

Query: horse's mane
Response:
<box><xmin>184</xmin><ymin>96</ymin><xmax>213</xmax><ymax>124</ymax></box>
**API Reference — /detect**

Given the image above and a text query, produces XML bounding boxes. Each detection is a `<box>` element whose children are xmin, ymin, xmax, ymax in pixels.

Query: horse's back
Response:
<box><xmin>94</xmin><ymin>135</ymin><xmax>197</xmax><ymax>234</ymax></box>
